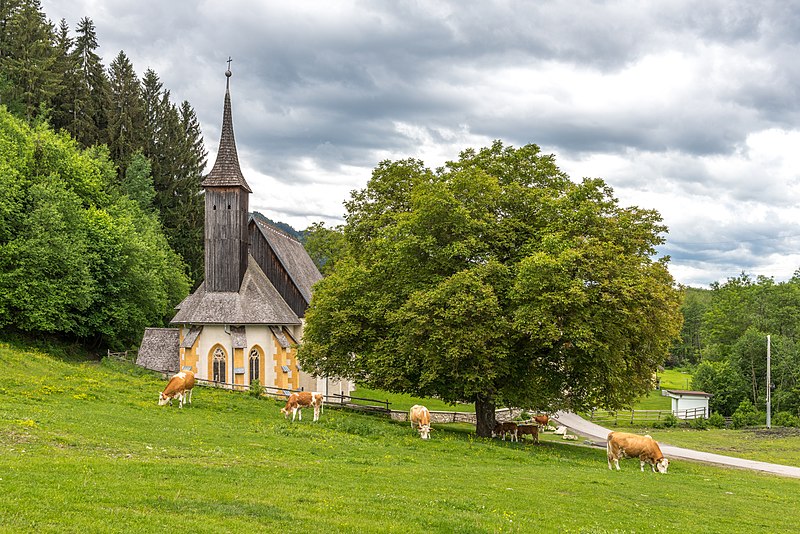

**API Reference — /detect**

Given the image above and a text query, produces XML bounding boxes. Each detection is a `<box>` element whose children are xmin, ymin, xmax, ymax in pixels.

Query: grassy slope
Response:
<box><xmin>2</xmin><ymin>341</ymin><xmax>800</xmax><ymax>533</ymax></box>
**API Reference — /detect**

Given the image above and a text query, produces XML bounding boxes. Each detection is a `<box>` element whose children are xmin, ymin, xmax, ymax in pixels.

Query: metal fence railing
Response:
<box><xmin>587</xmin><ymin>407</ymin><xmax>708</xmax><ymax>425</ymax></box>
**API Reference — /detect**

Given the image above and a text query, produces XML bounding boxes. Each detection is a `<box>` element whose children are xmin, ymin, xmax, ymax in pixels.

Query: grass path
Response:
<box><xmin>2</xmin><ymin>341</ymin><xmax>800</xmax><ymax>533</ymax></box>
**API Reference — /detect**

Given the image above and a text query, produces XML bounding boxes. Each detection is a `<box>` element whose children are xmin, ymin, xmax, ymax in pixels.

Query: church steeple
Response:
<box><xmin>202</xmin><ymin>61</ymin><xmax>251</xmax><ymax>292</ymax></box>
<box><xmin>202</xmin><ymin>59</ymin><xmax>252</xmax><ymax>193</ymax></box>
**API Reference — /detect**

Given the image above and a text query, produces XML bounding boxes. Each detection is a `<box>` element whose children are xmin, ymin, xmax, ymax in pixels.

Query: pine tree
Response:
<box><xmin>48</xmin><ymin>18</ymin><xmax>75</xmax><ymax>133</ymax></box>
<box><xmin>0</xmin><ymin>0</ymin><xmax>59</xmax><ymax>121</ymax></box>
<box><xmin>141</xmin><ymin>70</ymin><xmax>206</xmax><ymax>286</ymax></box>
<box><xmin>175</xmin><ymin>100</ymin><xmax>206</xmax><ymax>285</ymax></box>
<box><xmin>67</xmin><ymin>16</ymin><xmax>108</xmax><ymax>146</ymax></box>
<box><xmin>106</xmin><ymin>50</ymin><xmax>143</xmax><ymax>171</ymax></box>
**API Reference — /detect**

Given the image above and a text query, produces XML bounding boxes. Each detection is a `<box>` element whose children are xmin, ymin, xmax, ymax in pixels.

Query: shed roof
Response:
<box><xmin>180</xmin><ymin>325</ymin><xmax>203</xmax><ymax>349</ymax></box>
<box><xmin>137</xmin><ymin>328</ymin><xmax>180</xmax><ymax>373</ymax></box>
<box><xmin>253</xmin><ymin>218</ymin><xmax>322</xmax><ymax>304</ymax></box>
<box><xmin>171</xmin><ymin>254</ymin><xmax>300</xmax><ymax>325</ymax></box>
<box><xmin>661</xmin><ymin>389</ymin><xmax>713</xmax><ymax>398</ymax></box>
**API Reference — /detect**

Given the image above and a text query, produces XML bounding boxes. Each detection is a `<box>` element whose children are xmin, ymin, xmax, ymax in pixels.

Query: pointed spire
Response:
<box><xmin>202</xmin><ymin>61</ymin><xmax>253</xmax><ymax>192</ymax></box>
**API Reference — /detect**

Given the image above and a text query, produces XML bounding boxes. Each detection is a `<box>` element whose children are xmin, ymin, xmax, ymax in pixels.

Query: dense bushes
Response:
<box><xmin>731</xmin><ymin>399</ymin><xmax>762</xmax><ymax>429</ymax></box>
<box><xmin>0</xmin><ymin>108</ymin><xmax>189</xmax><ymax>349</ymax></box>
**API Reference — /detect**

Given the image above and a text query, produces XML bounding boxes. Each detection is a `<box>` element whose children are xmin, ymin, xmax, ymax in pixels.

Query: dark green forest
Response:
<box><xmin>0</xmin><ymin>0</ymin><xmax>207</xmax><ymax>349</ymax></box>
<box><xmin>1</xmin><ymin>0</ymin><xmax>206</xmax><ymax>286</ymax></box>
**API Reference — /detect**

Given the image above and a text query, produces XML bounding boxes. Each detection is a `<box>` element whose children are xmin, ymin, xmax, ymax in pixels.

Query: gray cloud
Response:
<box><xmin>40</xmin><ymin>0</ymin><xmax>800</xmax><ymax>287</ymax></box>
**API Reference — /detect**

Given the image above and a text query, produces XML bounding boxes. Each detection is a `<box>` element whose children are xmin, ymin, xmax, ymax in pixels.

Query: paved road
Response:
<box><xmin>553</xmin><ymin>411</ymin><xmax>800</xmax><ymax>479</ymax></box>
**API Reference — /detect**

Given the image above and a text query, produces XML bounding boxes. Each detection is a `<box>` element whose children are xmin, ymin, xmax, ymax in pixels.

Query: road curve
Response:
<box><xmin>552</xmin><ymin>411</ymin><xmax>800</xmax><ymax>479</ymax></box>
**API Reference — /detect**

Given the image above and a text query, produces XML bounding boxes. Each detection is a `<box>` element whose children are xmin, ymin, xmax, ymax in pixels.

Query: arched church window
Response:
<box><xmin>212</xmin><ymin>347</ymin><xmax>226</xmax><ymax>383</ymax></box>
<box><xmin>249</xmin><ymin>348</ymin><xmax>260</xmax><ymax>382</ymax></box>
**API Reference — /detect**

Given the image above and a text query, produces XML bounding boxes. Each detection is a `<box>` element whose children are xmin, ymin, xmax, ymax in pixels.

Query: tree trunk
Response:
<box><xmin>475</xmin><ymin>394</ymin><xmax>497</xmax><ymax>438</ymax></box>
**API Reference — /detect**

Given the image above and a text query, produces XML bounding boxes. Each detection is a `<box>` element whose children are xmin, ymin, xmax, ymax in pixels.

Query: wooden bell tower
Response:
<box><xmin>202</xmin><ymin>61</ymin><xmax>253</xmax><ymax>292</ymax></box>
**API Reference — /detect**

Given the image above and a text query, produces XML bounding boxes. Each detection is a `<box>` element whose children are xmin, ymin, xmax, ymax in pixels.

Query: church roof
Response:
<box><xmin>171</xmin><ymin>255</ymin><xmax>300</xmax><ymax>325</ymax></box>
<box><xmin>137</xmin><ymin>328</ymin><xmax>180</xmax><ymax>373</ymax></box>
<box><xmin>252</xmin><ymin>218</ymin><xmax>322</xmax><ymax>305</ymax></box>
<box><xmin>201</xmin><ymin>68</ymin><xmax>252</xmax><ymax>192</ymax></box>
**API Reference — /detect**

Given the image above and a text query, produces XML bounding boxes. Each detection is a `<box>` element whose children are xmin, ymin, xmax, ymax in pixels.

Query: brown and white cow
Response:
<box><xmin>158</xmin><ymin>370</ymin><xmax>195</xmax><ymax>408</ymax></box>
<box><xmin>409</xmin><ymin>404</ymin><xmax>431</xmax><ymax>439</ymax></box>
<box><xmin>493</xmin><ymin>421</ymin><xmax>518</xmax><ymax>442</ymax></box>
<box><xmin>517</xmin><ymin>424</ymin><xmax>539</xmax><ymax>443</ymax></box>
<box><xmin>607</xmin><ymin>431</ymin><xmax>669</xmax><ymax>473</ymax></box>
<box><xmin>281</xmin><ymin>391</ymin><xmax>324</xmax><ymax>422</ymax></box>
<box><xmin>533</xmin><ymin>414</ymin><xmax>549</xmax><ymax>429</ymax></box>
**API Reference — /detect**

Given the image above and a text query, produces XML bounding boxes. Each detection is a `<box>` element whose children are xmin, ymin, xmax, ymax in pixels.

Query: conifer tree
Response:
<box><xmin>106</xmin><ymin>50</ymin><xmax>143</xmax><ymax>171</ymax></box>
<box><xmin>141</xmin><ymin>70</ymin><xmax>206</xmax><ymax>286</ymax></box>
<box><xmin>0</xmin><ymin>0</ymin><xmax>59</xmax><ymax>121</ymax></box>
<box><xmin>48</xmin><ymin>18</ymin><xmax>75</xmax><ymax>132</ymax></box>
<box><xmin>67</xmin><ymin>16</ymin><xmax>108</xmax><ymax>146</ymax></box>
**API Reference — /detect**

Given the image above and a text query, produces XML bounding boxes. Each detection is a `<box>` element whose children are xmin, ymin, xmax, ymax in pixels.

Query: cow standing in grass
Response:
<box><xmin>158</xmin><ymin>370</ymin><xmax>195</xmax><ymax>408</ymax></box>
<box><xmin>607</xmin><ymin>431</ymin><xmax>669</xmax><ymax>473</ymax></box>
<box><xmin>409</xmin><ymin>405</ymin><xmax>431</xmax><ymax>439</ymax></box>
<box><xmin>281</xmin><ymin>392</ymin><xmax>324</xmax><ymax>422</ymax></box>
<box><xmin>533</xmin><ymin>414</ymin><xmax>549</xmax><ymax>430</ymax></box>
<box><xmin>493</xmin><ymin>421</ymin><xmax>518</xmax><ymax>442</ymax></box>
<box><xmin>517</xmin><ymin>424</ymin><xmax>539</xmax><ymax>443</ymax></box>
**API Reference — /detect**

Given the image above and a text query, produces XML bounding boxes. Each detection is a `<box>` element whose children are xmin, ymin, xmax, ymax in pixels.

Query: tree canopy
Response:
<box><xmin>299</xmin><ymin>142</ymin><xmax>683</xmax><ymax>436</ymax></box>
<box><xmin>686</xmin><ymin>273</ymin><xmax>800</xmax><ymax>416</ymax></box>
<box><xmin>0</xmin><ymin>106</ymin><xmax>188</xmax><ymax>349</ymax></box>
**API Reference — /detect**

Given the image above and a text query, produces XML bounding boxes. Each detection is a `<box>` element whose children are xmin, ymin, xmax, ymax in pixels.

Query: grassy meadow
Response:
<box><xmin>2</xmin><ymin>340</ymin><xmax>800</xmax><ymax>533</ymax></box>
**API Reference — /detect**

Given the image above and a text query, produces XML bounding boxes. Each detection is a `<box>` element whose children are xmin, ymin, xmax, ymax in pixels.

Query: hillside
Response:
<box><xmin>2</xmin><ymin>339</ymin><xmax>800</xmax><ymax>533</ymax></box>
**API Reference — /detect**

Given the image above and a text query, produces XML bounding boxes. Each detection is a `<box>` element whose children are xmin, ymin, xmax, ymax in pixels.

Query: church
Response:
<box><xmin>137</xmin><ymin>66</ymin><xmax>351</xmax><ymax>397</ymax></box>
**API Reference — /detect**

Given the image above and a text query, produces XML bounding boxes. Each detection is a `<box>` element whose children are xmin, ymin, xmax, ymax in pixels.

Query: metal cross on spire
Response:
<box><xmin>226</xmin><ymin>56</ymin><xmax>233</xmax><ymax>71</ymax></box>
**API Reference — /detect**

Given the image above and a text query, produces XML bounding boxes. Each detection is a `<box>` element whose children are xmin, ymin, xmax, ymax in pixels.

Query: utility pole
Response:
<box><xmin>767</xmin><ymin>335</ymin><xmax>771</xmax><ymax>429</ymax></box>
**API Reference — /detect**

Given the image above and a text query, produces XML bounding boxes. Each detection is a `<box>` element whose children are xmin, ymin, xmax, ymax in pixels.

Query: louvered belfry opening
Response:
<box><xmin>202</xmin><ymin>66</ymin><xmax>253</xmax><ymax>292</ymax></box>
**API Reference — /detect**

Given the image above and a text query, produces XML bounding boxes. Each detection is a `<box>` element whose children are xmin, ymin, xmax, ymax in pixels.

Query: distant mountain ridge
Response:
<box><xmin>250</xmin><ymin>211</ymin><xmax>304</xmax><ymax>242</ymax></box>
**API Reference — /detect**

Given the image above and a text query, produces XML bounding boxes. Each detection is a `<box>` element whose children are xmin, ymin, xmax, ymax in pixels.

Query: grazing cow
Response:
<box><xmin>281</xmin><ymin>391</ymin><xmax>324</xmax><ymax>422</ymax></box>
<box><xmin>607</xmin><ymin>431</ymin><xmax>669</xmax><ymax>473</ymax></box>
<box><xmin>158</xmin><ymin>370</ymin><xmax>195</xmax><ymax>408</ymax></box>
<box><xmin>533</xmin><ymin>414</ymin><xmax>549</xmax><ymax>429</ymax></box>
<box><xmin>409</xmin><ymin>405</ymin><xmax>431</xmax><ymax>439</ymax></box>
<box><xmin>517</xmin><ymin>424</ymin><xmax>539</xmax><ymax>443</ymax></box>
<box><xmin>493</xmin><ymin>421</ymin><xmax>518</xmax><ymax>442</ymax></box>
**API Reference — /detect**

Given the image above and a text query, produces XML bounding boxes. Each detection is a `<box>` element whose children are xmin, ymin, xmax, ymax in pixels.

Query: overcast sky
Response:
<box><xmin>40</xmin><ymin>0</ymin><xmax>800</xmax><ymax>288</ymax></box>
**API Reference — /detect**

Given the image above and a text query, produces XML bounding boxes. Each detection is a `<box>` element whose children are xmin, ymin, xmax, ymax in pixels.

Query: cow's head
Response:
<box><xmin>158</xmin><ymin>392</ymin><xmax>171</xmax><ymax>406</ymax></box>
<box><xmin>655</xmin><ymin>457</ymin><xmax>669</xmax><ymax>473</ymax></box>
<box><xmin>280</xmin><ymin>406</ymin><xmax>290</xmax><ymax>418</ymax></box>
<box><xmin>418</xmin><ymin>424</ymin><xmax>431</xmax><ymax>440</ymax></box>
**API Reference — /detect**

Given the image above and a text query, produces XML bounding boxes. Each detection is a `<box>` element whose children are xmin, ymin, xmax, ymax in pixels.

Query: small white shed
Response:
<box><xmin>661</xmin><ymin>389</ymin><xmax>712</xmax><ymax>419</ymax></box>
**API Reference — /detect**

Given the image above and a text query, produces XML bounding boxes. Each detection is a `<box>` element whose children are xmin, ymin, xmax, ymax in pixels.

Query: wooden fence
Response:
<box><xmin>186</xmin><ymin>376</ymin><xmax>525</xmax><ymax>423</ymax></box>
<box><xmin>587</xmin><ymin>407</ymin><xmax>708</xmax><ymax>425</ymax></box>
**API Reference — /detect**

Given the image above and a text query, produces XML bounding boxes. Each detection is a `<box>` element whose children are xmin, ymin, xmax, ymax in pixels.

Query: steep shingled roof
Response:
<box><xmin>253</xmin><ymin>218</ymin><xmax>322</xmax><ymax>305</ymax></box>
<box><xmin>201</xmin><ymin>69</ymin><xmax>252</xmax><ymax>192</ymax></box>
<box><xmin>171</xmin><ymin>255</ymin><xmax>300</xmax><ymax>325</ymax></box>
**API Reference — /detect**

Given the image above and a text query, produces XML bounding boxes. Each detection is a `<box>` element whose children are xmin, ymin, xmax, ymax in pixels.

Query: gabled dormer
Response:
<box><xmin>202</xmin><ymin>66</ymin><xmax>252</xmax><ymax>292</ymax></box>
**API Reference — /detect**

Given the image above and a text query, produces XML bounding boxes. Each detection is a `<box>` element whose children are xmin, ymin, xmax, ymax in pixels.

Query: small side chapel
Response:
<box><xmin>137</xmin><ymin>66</ymin><xmax>351</xmax><ymax>397</ymax></box>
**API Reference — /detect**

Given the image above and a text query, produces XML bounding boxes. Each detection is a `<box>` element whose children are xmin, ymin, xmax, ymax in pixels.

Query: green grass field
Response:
<box><xmin>2</xmin><ymin>340</ymin><xmax>800</xmax><ymax>533</ymax></box>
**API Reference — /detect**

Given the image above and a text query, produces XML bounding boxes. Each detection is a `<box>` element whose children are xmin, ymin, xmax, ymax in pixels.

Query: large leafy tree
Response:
<box><xmin>303</xmin><ymin>221</ymin><xmax>347</xmax><ymax>275</ymax></box>
<box><xmin>299</xmin><ymin>142</ymin><xmax>683</xmax><ymax>436</ymax></box>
